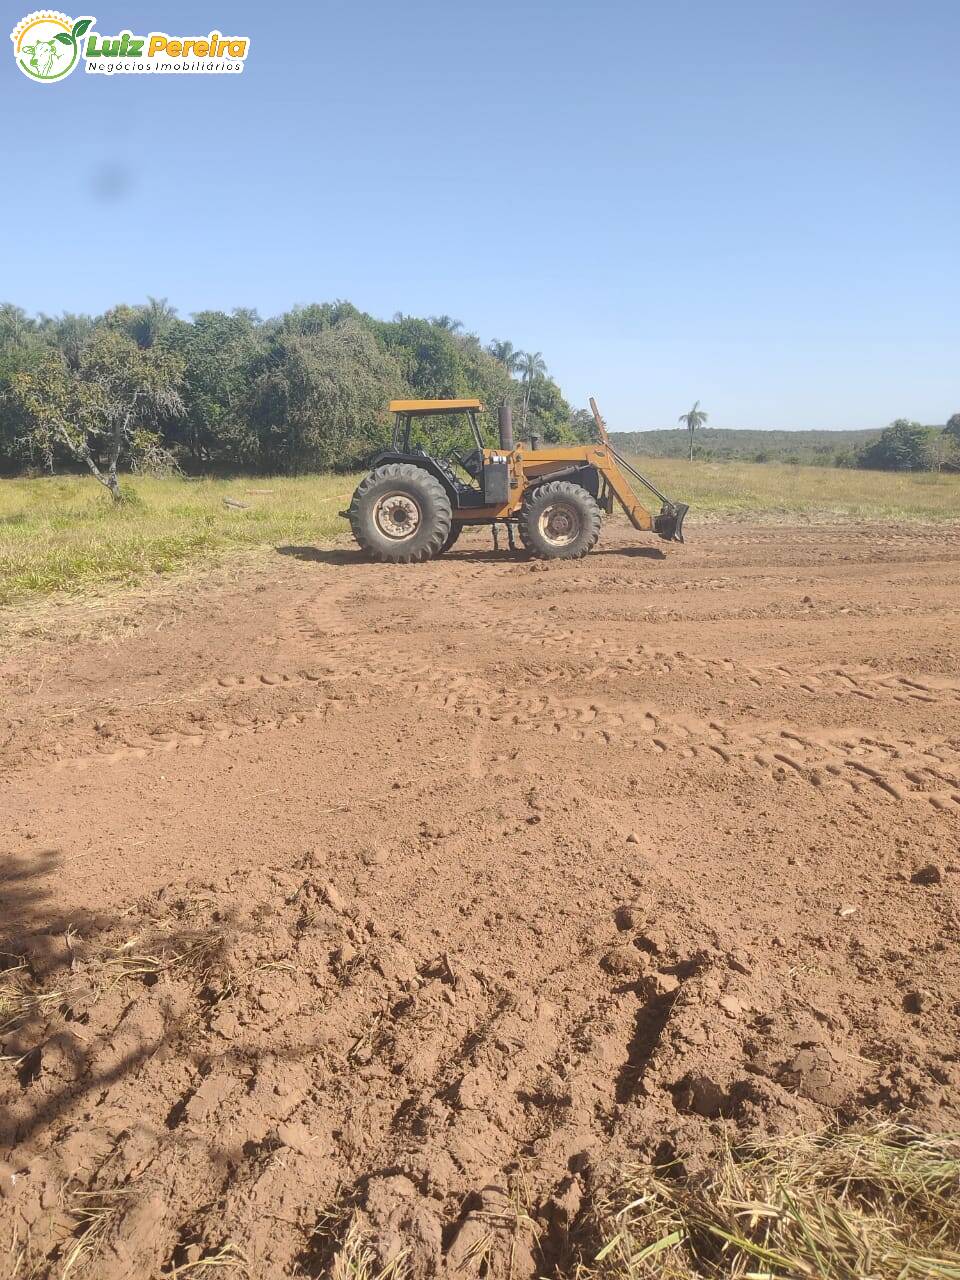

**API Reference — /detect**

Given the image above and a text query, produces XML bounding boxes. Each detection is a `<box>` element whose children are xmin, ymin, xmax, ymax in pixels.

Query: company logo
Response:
<box><xmin>10</xmin><ymin>11</ymin><xmax>92</xmax><ymax>81</ymax></box>
<box><xmin>10</xmin><ymin>12</ymin><xmax>250</xmax><ymax>80</ymax></box>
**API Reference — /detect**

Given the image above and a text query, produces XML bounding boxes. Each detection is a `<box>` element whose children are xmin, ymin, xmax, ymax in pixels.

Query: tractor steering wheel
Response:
<box><xmin>451</xmin><ymin>448</ymin><xmax>483</xmax><ymax>479</ymax></box>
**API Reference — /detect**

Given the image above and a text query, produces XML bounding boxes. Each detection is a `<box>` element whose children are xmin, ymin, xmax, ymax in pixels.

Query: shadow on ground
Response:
<box><xmin>276</xmin><ymin>545</ymin><xmax>358</xmax><ymax>565</ymax></box>
<box><xmin>276</xmin><ymin>542</ymin><xmax>667</xmax><ymax>565</ymax></box>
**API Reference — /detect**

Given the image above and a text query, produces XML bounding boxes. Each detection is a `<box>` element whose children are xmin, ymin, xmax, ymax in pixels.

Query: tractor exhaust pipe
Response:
<box><xmin>498</xmin><ymin>403</ymin><xmax>514</xmax><ymax>451</ymax></box>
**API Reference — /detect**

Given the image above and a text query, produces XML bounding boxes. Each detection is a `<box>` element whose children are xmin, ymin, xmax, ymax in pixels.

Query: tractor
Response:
<box><xmin>343</xmin><ymin>397</ymin><xmax>688</xmax><ymax>562</ymax></box>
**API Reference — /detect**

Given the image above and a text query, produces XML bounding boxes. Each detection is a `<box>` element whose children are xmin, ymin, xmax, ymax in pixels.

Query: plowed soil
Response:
<box><xmin>3</xmin><ymin>520</ymin><xmax>960</xmax><ymax>1277</ymax></box>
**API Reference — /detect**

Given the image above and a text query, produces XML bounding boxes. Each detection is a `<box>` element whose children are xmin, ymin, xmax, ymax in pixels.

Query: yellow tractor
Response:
<box><xmin>344</xmin><ymin>397</ymin><xmax>688</xmax><ymax>562</ymax></box>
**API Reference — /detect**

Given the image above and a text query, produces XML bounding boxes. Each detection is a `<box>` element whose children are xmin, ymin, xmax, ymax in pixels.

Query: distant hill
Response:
<box><xmin>610</xmin><ymin>426</ymin><xmax>882</xmax><ymax>465</ymax></box>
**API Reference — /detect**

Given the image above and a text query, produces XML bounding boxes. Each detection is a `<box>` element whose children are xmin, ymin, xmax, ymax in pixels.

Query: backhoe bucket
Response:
<box><xmin>654</xmin><ymin>502</ymin><xmax>689</xmax><ymax>543</ymax></box>
<box><xmin>605</xmin><ymin>444</ymin><xmax>690</xmax><ymax>545</ymax></box>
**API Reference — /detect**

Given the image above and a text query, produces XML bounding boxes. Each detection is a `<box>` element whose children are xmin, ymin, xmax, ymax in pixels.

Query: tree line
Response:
<box><xmin>613</xmin><ymin>417</ymin><xmax>960</xmax><ymax>471</ymax></box>
<box><xmin>855</xmin><ymin>418</ymin><xmax>960</xmax><ymax>472</ymax></box>
<box><xmin>3</xmin><ymin>301</ymin><xmax>954</xmax><ymax>489</ymax></box>
<box><xmin>0</xmin><ymin>300</ymin><xmax>580</xmax><ymax>495</ymax></box>
<box><xmin>661</xmin><ymin>401</ymin><xmax>959</xmax><ymax>470</ymax></box>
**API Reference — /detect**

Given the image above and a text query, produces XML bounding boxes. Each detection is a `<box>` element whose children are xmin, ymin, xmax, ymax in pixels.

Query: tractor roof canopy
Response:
<box><xmin>389</xmin><ymin>398</ymin><xmax>484</xmax><ymax>416</ymax></box>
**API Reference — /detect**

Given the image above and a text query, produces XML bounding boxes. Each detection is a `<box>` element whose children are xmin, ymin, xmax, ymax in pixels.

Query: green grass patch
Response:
<box><xmin>0</xmin><ymin>473</ymin><xmax>358</xmax><ymax>605</ymax></box>
<box><xmin>2</xmin><ymin>462</ymin><xmax>958</xmax><ymax>606</ymax></box>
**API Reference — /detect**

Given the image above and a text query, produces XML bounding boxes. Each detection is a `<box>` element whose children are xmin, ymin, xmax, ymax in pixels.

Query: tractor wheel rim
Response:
<box><xmin>374</xmin><ymin>493</ymin><xmax>422</xmax><ymax>540</ymax></box>
<box><xmin>538</xmin><ymin>502</ymin><xmax>580</xmax><ymax>547</ymax></box>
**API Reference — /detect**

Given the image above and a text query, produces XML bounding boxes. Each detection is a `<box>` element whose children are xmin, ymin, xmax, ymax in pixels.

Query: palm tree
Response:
<box><xmin>516</xmin><ymin>351</ymin><xmax>546</xmax><ymax>433</ymax></box>
<box><xmin>487</xmin><ymin>339</ymin><xmax>520</xmax><ymax>374</ymax></box>
<box><xmin>678</xmin><ymin>399</ymin><xmax>708</xmax><ymax>461</ymax></box>
<box><xmin>52</xmin><ymin>313</ymin><xmax>95</xmax><ymax>370</ymax></box>
<box><xmin>130</xmin><ymin>296</ymin><xmax>178</xmax><ymax>349</ymax></box>
<box><xmin>0</xmin><ymin>303</ymin><xmax>33</xmax><ymax>348</ymax></box>
<box><xmin>429</xmin><ymin>315</ymin><xmax>463</xmax><ymax>334</ymax></box>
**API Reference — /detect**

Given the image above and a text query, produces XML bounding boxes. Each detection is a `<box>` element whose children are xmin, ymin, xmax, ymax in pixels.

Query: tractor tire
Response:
<box><xmin>436</xmin><ymin>522</ymin><xmax>463</xmax><ymax>555</ymax></box>
<box><xmin>348</xmin><ymin>464</ymin><xmax>452</xmax><ymax>564</ymax></box>
<box><xmin>518</xmin><ymin>480</ymin><xmax>601</xmax><ymax>560</ymax></box>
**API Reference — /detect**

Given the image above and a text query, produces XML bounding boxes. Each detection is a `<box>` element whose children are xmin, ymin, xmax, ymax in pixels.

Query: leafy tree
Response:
<box><xmin>171</xmin><ymin>310</ymin><xmax>264</xmax><ymax>465</ymax></box>
<box><xmin>11</xmin><ymin>329</ymin><xmax>185</xmax><ymax>498</ymax></box>
<box><xmin>0</xmin><ymin>307</ymin><xmax>45</xmax><ymax>469</ymax></box>
<box><xmin>246</xmin><ymin>320</ymin><xmax>402</xmax><ymax>473</ymax></box>
<box><xmin>375</xmin><ymin>316</ymin><xmax>464</xmax><ymax>397</ymax></box>
<box><xmin>0</xmin><ymin>303</ymin><xmax>36</xmax><ymax>350</ymax></box>
<box><xmin>278</xmin><ymin>301</ymin><xmax>359</xmax><ymax>336</ymax></box>
<box><xmin>5</xmin><ymin>348</ymin><xmax>72</xmax><ymax>473</ymax></box>
<box><xmin>858</xmin><ymin>420</ymin><xmax>935</xmax><ymax>472</ymax></box>
<box><xmin>0</xmin><ymin>299</ymin><xmax>575</xmax><ymax>478</ymax></box>
<box><xmin>678</xmin><ymin>400</ymin><xmax>708</xmax><ymax>462</ymax></box>
<box><xmin>80</xmin><ymin>328</ymin><xmax>185</xmax><ymax>497</ymax></box>
<box><xmin>941</xmin><ymin>414</ymin><xmax>960</xmax><ymax>470</ymax></box>
<box><xmin>832</xmin><ymin>448</ymin><xmax>857</xmax><ymax>468</ymax></box>
<box><xmin>524</xmin><ymin>372</ymin><xmax>574</xmax><ymax>442</ymax></box>
<box><xmin>569</xmin><ymin>408</ymin><xmax>596</xmax><ymax>440</ymax></box>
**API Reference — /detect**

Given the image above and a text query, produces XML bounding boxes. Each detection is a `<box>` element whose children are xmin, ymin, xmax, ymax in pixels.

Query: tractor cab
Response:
<box><xmin>384</xmin><ymin>399</ymin><xmax>510</xmax><ymax>508</ymax></box>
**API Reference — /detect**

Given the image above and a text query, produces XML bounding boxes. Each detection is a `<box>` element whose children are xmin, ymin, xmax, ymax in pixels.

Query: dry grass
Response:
<box><xmin>328</xmin><ymin>1218</ymin><xmax>410</xmax><ymax>1280</ymax></box>
<box><xmin>60</xmin><ymin>1187</ymin><xmax>139</xmax><ymax>1278</ymax></box>
<box><xmin>165</xmin><ymin>1243</ymin><xmax>248</xmax><ymax>1277</ymax></box>
<box><xmin>629</xmin><ymin>456</ymin><xmax>960</xmax><ymax>524</ymax></box>
<box><xmin>306</xmin><ymin>1209</ymin><xmax>410</xmax><ymax>1280</ymax></box>
<box><xmin>103</xmin><ymin>927</ymin><xmax>231</xmax><ymax>987</ymax></box>
<box><xmin>0</xmin><ymin>958</ymin><xmax>67</xmax><ymax>1035</ymax></box>
<box><xmin>578</xmin><ymin>1123</ymin><xmax>960</xmax><ymax>1279</ymax></box>
<box><xmin>0</xmin><ymin>924</ymin><xmax>232</xmax><ymax>1046</ymax></box>
<box><xmin>59</xmin><ymin>1183</ymin><xmax>246</xmax><ymax>1279</ymax></box>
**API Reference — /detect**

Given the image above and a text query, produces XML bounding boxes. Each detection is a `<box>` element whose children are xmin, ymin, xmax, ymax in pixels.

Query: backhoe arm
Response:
<box><xmin>590</xmin><ymin>398</ymin><xmax>689</xmax><ymax>543</ymax></box>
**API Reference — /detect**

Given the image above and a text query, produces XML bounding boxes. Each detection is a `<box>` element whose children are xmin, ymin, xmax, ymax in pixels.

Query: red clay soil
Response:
<box><xmin>2</xmin><ymin>520</ymin><xmax>959</xmax><ymax>1277</ymax></box>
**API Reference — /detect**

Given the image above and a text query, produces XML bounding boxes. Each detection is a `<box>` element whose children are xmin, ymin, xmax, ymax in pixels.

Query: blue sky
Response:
<box><xmin>2</xmin><ymin>0</ymin><xmax>957</xmax><ymax>430</ymax></box>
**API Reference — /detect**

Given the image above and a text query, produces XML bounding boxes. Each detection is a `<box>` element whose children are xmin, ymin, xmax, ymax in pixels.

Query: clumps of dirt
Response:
<box><xmin>2</xmin><ymin>856</ymin><xmax>959</xmax><ymax>1278</ymax></box>
<box><xmin>2</xmin><ymin>860</ymin><xmax>569</xmax><ymax>1276</ymax></box>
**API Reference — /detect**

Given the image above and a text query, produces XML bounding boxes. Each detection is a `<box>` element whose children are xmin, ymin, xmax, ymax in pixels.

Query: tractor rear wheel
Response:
<box><xmin>518</xmin><ymin>480</ymin><xmax>601</xmax><ymax>560</ymax></box>
<box><xmin>348</xmin><ymin>464</ymin><xmax>452</xmax><ymax>563</ymax></box>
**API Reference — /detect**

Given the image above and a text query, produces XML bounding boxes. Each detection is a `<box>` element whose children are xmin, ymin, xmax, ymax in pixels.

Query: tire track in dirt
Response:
<box><xmin>412</xmin><ymin>678</ymin><xmax>960</xmax><ymax>811</ymax></box>
<box><xmin>40</xmin><ymin>662</ymin><xmax>960</xmax><ymax>813</ymax></box>
<box><xmin>292</xmin><ymin>565</ymin><xmax>960</xmax><ymax>711</ymax></box>
<box><xmin>455</xmin><ymin>612</ymin><xmax>960</xmax><ymax>709</ymax></box>
<box><xmin>11</xmin><ymin>534</ymin><xmax>960</xmax><ymax>819</ymax></box>
<box><xmin>292</xmin><ymin>583</ymin><xmax>960</xmax><ymax>813</ymax></box>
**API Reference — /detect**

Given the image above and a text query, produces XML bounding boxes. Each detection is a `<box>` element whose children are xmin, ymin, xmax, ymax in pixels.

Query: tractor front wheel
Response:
<box><xmin>348</xmin><ymin>464</ymin><xmax>452</xmax><ymax>563</ymax></box>
<box><xmin>518</xmin><ymin>480</ymin><xmax>601</xmax><ymax>560</ymax></box>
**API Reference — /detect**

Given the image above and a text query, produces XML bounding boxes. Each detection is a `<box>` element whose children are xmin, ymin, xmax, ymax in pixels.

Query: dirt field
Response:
<box><xmin>3</xmin><ymin>519</ymin><xmax>960</xmax><ymax>1277</ymax></box>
